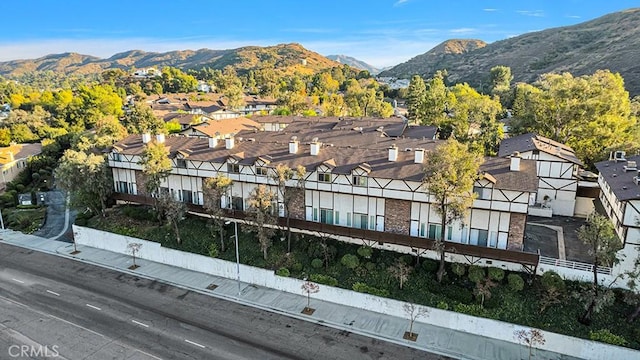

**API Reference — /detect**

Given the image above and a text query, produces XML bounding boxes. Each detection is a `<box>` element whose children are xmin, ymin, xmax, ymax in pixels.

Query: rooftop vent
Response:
<box><xmin>208</xmin><ymin>138</ymin><xmax>218</xmax><ymax>148</ymax></box>
<box><xmin>142</xmin><ymin>133</ymin><xmax>151</xmax><ymax>143</ymax></box>
<box><xmin>510</xmin><ymin>151</ymin><xmax>521</xmax><ymax>172</ymax></box>
<box><xmin>414</xmin><ymin>148</ymin><xmax>425</xmax><ymax>164</ymax></box>
<box><xmin>289</xmin><ymin>138</ymin><xmax>299</xmax><ymax>154</ymax></box>
<box><xmin>388</xmin><ymin>144</ymin><xmax>398</xmax><ymax>162</ymax></box>
<box><xmin>623</xmin><ymin>161</ymin><xmax>637</xmax><ymax>172</ymax></box>
<box><xmin>156</xmin><ymin>133</ymin><xmax>165</xmax><ymax>144</ymax></box>
<box><xmin>225</xmin><ymin>136</ymin><xmax>234</xmax><ymax>150</ymax></box>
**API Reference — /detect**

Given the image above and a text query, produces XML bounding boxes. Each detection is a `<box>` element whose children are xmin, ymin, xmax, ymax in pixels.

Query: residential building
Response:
<box><xmin>179</xmin><ymin>117</ymin><xmax>261</xmax><ymax>139</ymax></box>
<box><xmin>499</xmin><ymin>133</ymin><xmax>583</xmax><ymax>217</ymax></box>
<box><xmin>109</xmin><ymin>117</ymin><xmax>538</xmax><ymax>254</ymax></box>
<box><xmin>0</xmin><ymin>143</ymin><xmax>43</xmax><ymax>190</ymax></box>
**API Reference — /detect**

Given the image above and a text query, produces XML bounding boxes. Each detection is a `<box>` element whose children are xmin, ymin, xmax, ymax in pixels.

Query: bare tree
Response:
<box><xmin>157</xmin><ymin>191</ymin><xmax>186</xmax><ymax>244</ymax></box>
<box><xmin>246</xmin><ymin>185</ymin><xmax>277</xmax><ymax>260</ymax></box>
<box><xmin>388</xmin><ymin>259</ymin><xmax>412</xmax><ymax>290</ymax></box>
<box><xmin>514</xmin><ymin>328</ymin><xmax>546</xmax><ymax>360</ymax></box>
<box><xmin>403</xmin><ymin>302</ymin><xmax>429</xmax><ymax>341</ymax></box>
<box><xmin>203</xmin><ymin>175</ymin><xmax>233</xmax><ymax>252</ymax></box>
<box><xmin>301</xmin><ymin>280</ymin><xmax>320</xmax><ymax>315</ymax></box>
<box><xmin>271</xmin><ymin>164</ymin><xmax>306</xmax><ymax>253</ymax></box>
<box><xmin>127</xmin><ymin>242</ymin><xmax>142</xmax><ymax>269</ymax></box>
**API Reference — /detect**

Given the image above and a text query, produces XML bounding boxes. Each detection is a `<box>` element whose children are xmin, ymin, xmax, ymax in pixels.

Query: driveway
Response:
<box><xmin>32</xmin><ymin>190</ymin><xmax>77</xmax><ymax>242</ymax></box>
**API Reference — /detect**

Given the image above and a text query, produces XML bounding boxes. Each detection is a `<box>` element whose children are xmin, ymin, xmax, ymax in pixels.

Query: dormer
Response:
<box><xmin>112</xmin><ymin>146</ymin><xmax>123</xmax><ymax>162</ymax></box>
<box><xmin>226</xmin><ymin>152</ymin><xmax>244</xmax><ymax>173</ymax></box>
<box><xmin>175</xmin><ymin>150</ymin><xmax>190</xmax><ymax>168</ymax></box>
<box><xmin>255</xmin><ymin>155</ymin><xmax>272</xmax><ymax>176</ymax></box>
<box><xmin>316</xmin><ymin>159</ymin><xmax>335</xmax><ymax>183</ymax></box>
<box><xmin>352</xmin><ymin>163</ymin><xmax>371</xmax><ymax>187</ymax></box>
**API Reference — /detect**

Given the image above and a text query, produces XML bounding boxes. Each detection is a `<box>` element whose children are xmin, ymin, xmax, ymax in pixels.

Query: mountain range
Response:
<box><xmin>380</xmin><ymin>8</ymin><xmax>640</xmax><ymax>95</ymax></box>
<box><xmin>0</xmin><ymin>8</ymin><xmax>639</xmax><ymax>95</ymax></box>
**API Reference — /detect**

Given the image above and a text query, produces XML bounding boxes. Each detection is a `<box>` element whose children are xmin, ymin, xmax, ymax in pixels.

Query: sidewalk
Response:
<box><xmin>0</xmin><ymin>229</ymin><xmax>579</xmax><ymax>360</ymax></box>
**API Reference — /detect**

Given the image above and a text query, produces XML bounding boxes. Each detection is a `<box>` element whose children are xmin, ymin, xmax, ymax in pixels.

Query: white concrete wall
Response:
<box><xmin>73</xmin><ymin>225</ymin><xmax>639</xmax><ymax>360</ymax></box>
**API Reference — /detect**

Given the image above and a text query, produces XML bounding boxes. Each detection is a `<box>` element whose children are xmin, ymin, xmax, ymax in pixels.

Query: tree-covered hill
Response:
<box><xmin>379</xmin><ymin>8</ymin><xmax>640</xmax><ymax>96</ymax></box>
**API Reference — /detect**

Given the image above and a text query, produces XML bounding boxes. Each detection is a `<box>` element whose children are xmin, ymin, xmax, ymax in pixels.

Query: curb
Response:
<box><xmin>1</xmin><ymin>238</ymin><xmax>460</xmax><ymax>359</ymax></box>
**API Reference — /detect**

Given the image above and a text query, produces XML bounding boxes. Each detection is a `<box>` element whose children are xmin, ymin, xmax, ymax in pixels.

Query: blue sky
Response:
<box><xmin>1</xmin><ymin>1</ymin><xmax>637</xmax><ymax>67</ymax></box>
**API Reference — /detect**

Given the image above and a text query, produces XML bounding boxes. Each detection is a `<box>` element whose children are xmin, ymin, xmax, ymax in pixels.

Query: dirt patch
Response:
<box><xmin>301</xmin><ymin>307</ymin><xmax>315</xmax><ymax>315</ymax></box>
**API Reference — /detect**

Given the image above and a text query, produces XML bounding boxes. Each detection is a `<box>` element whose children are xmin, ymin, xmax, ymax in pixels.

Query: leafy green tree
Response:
<box><xmin>422</xmin><ymin>139</ymin><xmax>483</xmax><ymax>282</ymax></box>
<box><xmin>406</xmin><ymin>75</ymin><xmax>427</xmax><ymax>123</ymax></box>
<box><xmin>161</xmin><ymin>67</ymin><xmax>197</xmax><ymax>93</ymax></box>
<box><xmin>55</xmin><ymin>149</ymin><xmax>112</xmax><ymax>216</ymax></box>
<box><xmin>322</xmin><ymin>94</ymin><xmax>346</xmax><ymax>116</ymax></box>
<box><xmin>576</xmin><ymin>212</ymin><xmax>622</xmax><ymax>325</ymax></box>
<box><xmin>489</xmin><ymin>65</ymin><xmax>512</xmax><ymax>93</ymax></box>
<box><xmin>203</xmin><ymin>175</ymin><xmax>233</xmax><ymax>252</ymax></box>
<box><xmin>123</xmin><ymin>102</ymin><xmax>164</xmax><ymax>134</ymax></box>
<box><xmin>138</xmin><ymin>139</ymin><xmax>172</xmax><ymax>197</ymax></box>
<box><xmin>246</xmin><ymin>185</ymin><xmax>277</xmax><ymax>260</ymax></box>
<box><xmin>423</xmin><ymin>71</ymin><xmax>456</xmax><ymax>128</ymax></box>
<box><xmin>0</xmin><ymin>128</ymin><xmax>10</xmax><ymax>146</ymax></box>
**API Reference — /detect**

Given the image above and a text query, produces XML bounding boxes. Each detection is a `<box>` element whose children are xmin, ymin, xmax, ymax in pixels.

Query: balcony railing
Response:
<box><xmin>539</xmin><ymin>256</ymin><xmax>612</xmax><ymax>275</ymax></box>
<box><xmin>113</xmin><ymin>192</ymin><xmax>540</xmax><ymax>267</ymax></box>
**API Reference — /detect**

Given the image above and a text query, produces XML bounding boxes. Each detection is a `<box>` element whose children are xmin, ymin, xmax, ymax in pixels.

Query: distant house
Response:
<box><xmin>236</xmin><ymin>96</ymin><xmax>278</xmax><ymax>116</ymax></box>
<box><xmin>179</xmin><ymin>117</ymin><xmax>261</xmax><ymax>139</ymax></box>
<box><xmin>0</xmin><ymin>143</ymin><xmax>43</xmax><ymax>190</ymax></box>
<box><xmin>197</xmin><ymin>81</ymin><xmax>211</xmax><ymax>93</ymax></box>
<box><xmin>132</xmin><ymin>68</ymin><xmax>160</xmax><ymax>78</ymax></box>
<box><xmin>164</xmin><ymin>113</ymin><xmax>210</xmax><ymax>131</ymax></box>
<box><xmin>498</xmin><ymin>133</ymin><xmax>583</xmax><ymax>217</ymax></box>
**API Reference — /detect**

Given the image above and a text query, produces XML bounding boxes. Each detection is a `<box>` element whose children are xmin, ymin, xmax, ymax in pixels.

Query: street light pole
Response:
<box><xmin>225</xmin><ymin>220</ymin><xmax>241</xmax><ymax>296</ymax></box>
<box><xmin>0</xmin><ymin>207</ymin><xmax>4</xmax><ymax>230</ymax></box>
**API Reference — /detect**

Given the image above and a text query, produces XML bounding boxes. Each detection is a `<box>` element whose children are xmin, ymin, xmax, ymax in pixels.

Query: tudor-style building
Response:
<box><xmin>499</xmin><ymin>133</ymin><xmax>583</xmax><ymax>217</ymax></box>
<box><xmin>109</xmin><ymin>117</ymin><xmax>538</xmax><ymax>253</ymax></box>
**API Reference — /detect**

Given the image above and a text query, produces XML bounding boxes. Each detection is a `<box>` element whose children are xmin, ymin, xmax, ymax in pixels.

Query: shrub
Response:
<box><xmin>507</xmin><ymin>274</ymin><xmax>525</xmax><ymax>292</ymax></box>
<box><xmin>422</xmin><ymin>259</ymin><xmax>438</xmax><ymax>273</ymax></box>
<box><xmin>441</xmin><ymin>285</ymin><xmax>474</xmax><ymax>304</ymax></box>
<box><xmin>357</xmin><ymin>246</ymin><xmax>373</xmax><ymax>259</ymax></box>
<box><xmin>488</xmin><ymin>267</ymin><xmax>505</xmax><ymax>282</ymax></box>
<box><xmin>589</xmin><ymin>329</ymin><xmax>627</xmax><ymax>346</ymax></box>
<box><xmin>341</xmin><ymin>254</ymin><xmax>360</xmax><ymax>269</ymax></box>
<box><xmin>468</xmin><ymin>265</ymin><xmax>485</xmax><ymax>283</ymax></box>
<box><xmin>292</xmin><ymin>262</ymin><xmax>303</xmax><ymax>272</ymax></box>
<box><xmin>309</xmin><ymin>274</ymin><xmax>338</xmax><ymax>287</ymax></box>
<box><xmin>276</xmin><ymin>267</ymin><xmax>290</xmax><ymax>277</ymax></box>
<box><xmin>311</xmin><ymin>258</ymin><xmax>323</xmax><ymax>269</ymax></box>
<box><xmin>122</xmin><ymin>205</ymin><xmax>155</xmax><ymax>221</ymax></box>
<box><xmin>541</xmin><ymin>271</ymin><xmax>565</xmax><ymax>292</ymax></box>
<box><xmin>400</xmin><ymin>255</ymin><xmax>414</xmax><ymax>265</ymax></box>
<box><xmin>436</xmin><ymin>301</ymin><xmax>449</xmax><ymax>310</ymax></box>
<box><xmin>352</xmin><ymin>282</ymin><xmax>389</xmax><ymax>297</ymax></box>
<box><xmin>365</xmin><ymin>262</ymin><xmax>376</xmax><ymax>271</ymax></box>
<box><xmin>453</xmin><ymin>303</ymin><xmax>486</xmax><ymax>317</ymax></box>
<box><xmin>451</xmin><ymin>263</ymin><xmax>466</xmax><ymax>277</ymax></box>
<box><xmin>208</xmin><ymin>242</ymin><xmax>219</xmax><ymax>258</ymax></box>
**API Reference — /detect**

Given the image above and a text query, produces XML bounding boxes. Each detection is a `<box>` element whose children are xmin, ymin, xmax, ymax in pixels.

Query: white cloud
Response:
<box><xmin>393</xmin><ymin>0</ymin><xmax>410</xmax><ymax>7</ymax></box>
<box><xmin>516</xmin><ymin>10</ymin><xmax>545</xmax><ymax>17</ymax></box>
<box><xmin>449</xmin><ymin>28</ymin><xmax>477</xmax><ymax>34</ymax></box>
<box><xmin>565</xmin><ymin>15</ymin><xmax>581</xmax><ymax>19</ymax></box>
<box><xmin>483</xmin><ymin>8</ymin><xmax>498</xmax><ymax>12</ymax></box>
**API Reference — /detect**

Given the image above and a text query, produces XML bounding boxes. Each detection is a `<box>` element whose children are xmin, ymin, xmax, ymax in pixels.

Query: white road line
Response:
<box><xmin>131</xmin><ymin>319</ymin><xmax>149</xmax><ymax>328</ymax></box>
<box><xmin>184</xmin><ymin>339</ymin><xmax>206</xmax><ymax>349</ymax></box>
<box><xmin>46</xmin><ymin>290</ymin><xmax>60</xmax><ymax>296</ymax></box>
<box><xmin>85</xmin><ymin>303</ymin><xmax>102</xmax><ymax>311</ymax></box>
<box><xmin>136</xmin><ymin>350</ymin><xmax>162</xmax><ymax>360</ymax></box>
<box><xmin>11</xmin><ymin>278</ymin><xmax>24</xmax><ymax>284</ymax></box>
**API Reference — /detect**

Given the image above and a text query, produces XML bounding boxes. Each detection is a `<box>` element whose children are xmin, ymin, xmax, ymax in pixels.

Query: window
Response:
<box><xmin>428</xmin><ymin>223</ymin><xmax>442</xmax><ymax>240</ymax></box>
<box><xmin>473</xmin><ymin>186</ymin><xmax>490</xmax><ymax>200</ymax></box>
<box><xmin>346</xmin><ymin>212</ymin><xmax>352</xmax><ymax>226</ymax></box>
<box><xmin>181</xmin><ymin>190</ymin><xmax>193</xmax><ymax>203</ymax></box>
<box><xmin>318</xmin><ymin>172</ymin><xmax>331</xmax><ymax>183</ymax></box>
<box><xmin>313</xmin><ymin>208</ymin><xmax>318</xmax><ymax>221</ymax></box>
<box><xmin>113</xmin><ymin>152</ymin><xmax>122</xmax><ymax>161</ymax></box>
<box><xmin>353</xmin><ymin>213</ymin><xmax>368</xmax><ymax>229</ymax></box>
<box><xmin>177</xmin><ymin>159</ymin><xmax>187</xmax><ymax>168</ymax></box>
<box><xmin>256</xmin><ymin>166</ymin><xmax>268</xmax><ymax>176</ymax></box>
<box><xmin>352</xmin><ymin>175</ymin><xmax>367</xmax><ymax>187</ymax></box>
<box><xmin>231</xmin><ymin>196</ymin><xmax>243</xmax><ymax>210</ymax></box>
<box><xmin>116</xmin><ymin>181</ymin><xmax>129</xmax><ymax>194</ymax></box>
<box><xmin>474</xmin><ymin>229</ymin><xmax>489</xmax><ymax>246</ymax></box>
<box><xmin>370</xmin><ymin>215</ymin><xmax>375</xmax><ymax>230</ymax></box>
<box><xmin>227</xmin><ymin>163</ymin><xmax>240</xmax><ymax>173</ymax></box>
<box><xmin>320</xmin><ymin>208</ymin><xmax>333</xmax><ymax>224</ymax></box>
<box><xmin>420</xmin><ymin>223</ymin><xmax>426</xmax><ymax>237</ymax></box>
<box><xmin>489</xmin><ymin>231</ymin><xmax>498</xmax><ymax>248</ymax></box>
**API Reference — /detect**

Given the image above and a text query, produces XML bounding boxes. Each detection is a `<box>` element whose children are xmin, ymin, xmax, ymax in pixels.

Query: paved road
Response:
<box><xmin>31</xmin><ymin>190</ymin><xmax>76</xmax><ymax>242</ymax></box>
<box><xmin>0</xmin><ymin>243</ymin><xmax>445</xmax><ymax>360</ymax></box>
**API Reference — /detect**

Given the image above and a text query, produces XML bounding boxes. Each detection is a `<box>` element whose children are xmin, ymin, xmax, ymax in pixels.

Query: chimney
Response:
<box><xmin>208</xmin><ymin>137</ymin><xmax>218</xmax><ymax>148</ymax></box>
<box><xmin>388</xmin><ymin>144</ymin><xmax>398</xmax><ymax>162</ymax></box>
<box><xmin>225</xmin><ymin>136</ymin><xmax>235</xmax><ymax>150</ymax></box>
<box><xmin>142</xmin><ymin>133</ymin><xmax>151</xmax><ymax>143</ymax></box>
<box><xmin>289</xmin><ymin>139</ymin><xmax>299</xmax><ymax>154</ymax></box>
<box><xmin>8</xmin><ymin>152</ymin><xmax>14</xmax><ymax>162</ymax></box>
<box><xmin>156</xmin><ymin>133</ymin><xmax>165</xmax><ymax>144</ymax></box>
<box><xmin>414</xmin><ymin>148</ymin><xmax>424</xmax><ymax>164</ymax></box>
<box><xmin>310</xmin><ymin>139</ymin><xmax>320</xmax><ymax>156</ymax></box>
<box><xmin>510</xmin><ymin>152</ymin><xmax>521</xmax><ymax>172</ymax></box>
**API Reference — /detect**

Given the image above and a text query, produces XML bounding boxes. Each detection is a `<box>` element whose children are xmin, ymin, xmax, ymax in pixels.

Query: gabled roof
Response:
<box><xmin>498</xmin><ymin>133</ymin><xmax>582</xmax><ymax>166</ymax></box>
<box><xmin>0</xmin><ymin>143</ymin><xmax>43</xmax><ymax>165</ymax></box>
<box><xmin>595</xmin><ymin>155</ymin><xmax>640</xmax><ymax>201</ymax></box>
<box><xmin>180</xmin><ymin>117</ymin><xmax>261</xmax><ymax>138</ymax></box>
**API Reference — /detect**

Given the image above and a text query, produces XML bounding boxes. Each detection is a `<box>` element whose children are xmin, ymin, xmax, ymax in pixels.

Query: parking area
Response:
<box><xmin>524</xmin><ymin>215</ymin><xmax>592</xmax><ymax>263</ymax></box>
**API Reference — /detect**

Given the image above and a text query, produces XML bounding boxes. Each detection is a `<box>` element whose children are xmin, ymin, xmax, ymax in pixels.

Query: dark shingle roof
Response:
<box><xmin>498</xmin><ymin>133</ymin><xmax>582</xmax><ymax>166</ymax></box>
<box><xmin>595</xmin><ymin>155</ymin><xmax>640</xmax><ymax>201</ymax></box>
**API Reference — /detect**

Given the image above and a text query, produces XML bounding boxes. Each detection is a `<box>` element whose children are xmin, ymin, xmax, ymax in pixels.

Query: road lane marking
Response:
<box><xmin>46</xmin><ymin>290</ymin><xmax>60</xmax><ymax>296</ymax></box>
<box><xmin>86</xmin><ymin>304</ymin><xmax>102</xmax><ymax>311</ymax></box>
<box><xmin>131</xmin><ymin>319</ymin><xmax>149</xmax><ymax>328</ymax></box>
<box><xmin>11</xmin><ymin>278</ymin><xmax>24</xmax><ymax>284</ymax></box>
<box><xmin>0</xmin><ymin>294</ymin><xmax>105</xmax><ymax>338</ymax></box>
<box><xmin>137</xmin><ymin>350</ymin><xmax>162</xmax><ymax>360</ymax></box>
<box><xmin>184</xmin><ymin>339</ymin><xmax>206</xmax><ymax>349</ymax></box>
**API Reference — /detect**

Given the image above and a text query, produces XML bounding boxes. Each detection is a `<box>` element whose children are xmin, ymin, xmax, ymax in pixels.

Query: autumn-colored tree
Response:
<box><xmin>388</xmin><ymin>259</ymin><xmax>412</xmax><ymax>289</ymax></box>
<box><xmin>246</xmin><ymin>185</ymin><xmax>277</xmax><ymax>260</ymax></box>
<box><xmin>271</xmin><ymin>164</ymin><xmax>306</xmax><ymax>252</ymax></box>
<box><xmin>203</xmin><ymin>175</ymin><xmax>233</xmax><ymax>252</ymax></box>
